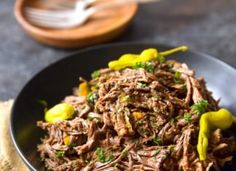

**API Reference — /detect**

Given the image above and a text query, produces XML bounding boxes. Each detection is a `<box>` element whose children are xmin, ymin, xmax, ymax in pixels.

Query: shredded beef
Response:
<box><xmin>37</xmin><ymin>59</ymin><xmax>235</xmax><ymax>171</ymax></box>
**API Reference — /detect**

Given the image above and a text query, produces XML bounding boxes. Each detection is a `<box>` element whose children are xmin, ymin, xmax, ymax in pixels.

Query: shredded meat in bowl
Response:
<box><xmin>37</xmin><ymin>58</ymin><xmax>236</xmax><ymax>171</ymax></box>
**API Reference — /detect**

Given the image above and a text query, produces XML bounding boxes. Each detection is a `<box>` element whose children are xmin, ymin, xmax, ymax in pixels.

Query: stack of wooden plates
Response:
<box><xmin>15</xmin><ymin>0</ymin><xmax>138</xmax><ymax>48</ymax></box>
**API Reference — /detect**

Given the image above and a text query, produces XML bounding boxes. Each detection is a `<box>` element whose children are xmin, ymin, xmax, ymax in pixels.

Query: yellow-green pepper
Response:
<box><xmin>108</xmin><ymin>46</ymin><xmax>188</xmax><ymax>70</ymax></box>
<box><xmin>45</xmin><ymin>103</ymin><xmax>75</xmax><ymax>123</ymax></box>
<box><xmin>78</xmin><ymin>81</ymin><xmax>89</xmax><ymax>96</ymax></box>
<box><xmin>197</xmin><ymin>108</ymin><xmax>236</xmax><ymax>160</ymax></box>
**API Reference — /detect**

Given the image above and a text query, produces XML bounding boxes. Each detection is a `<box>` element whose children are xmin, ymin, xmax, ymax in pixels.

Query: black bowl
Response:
<box><xmin>10</xmin><ymin>42</ymin><xmax>236</xmax><ymax>170</ymax></box>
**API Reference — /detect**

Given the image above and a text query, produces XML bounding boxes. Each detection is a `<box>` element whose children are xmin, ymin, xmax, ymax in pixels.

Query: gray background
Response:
<box><xmin>1</xmin><ymin>0</ymin><xmax>236</xmax><ymax>100</ymax></box>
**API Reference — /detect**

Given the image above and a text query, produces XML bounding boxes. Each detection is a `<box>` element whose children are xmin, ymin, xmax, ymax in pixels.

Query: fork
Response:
<box><xmin>25</xmin><ymin>0</ymin><xmax>159</xmax><ymax>29</ymax></box>
<box><xmin>37</xmin><ymin>0</ymin><xmax>96</xmax><ymax>10</ymax></box>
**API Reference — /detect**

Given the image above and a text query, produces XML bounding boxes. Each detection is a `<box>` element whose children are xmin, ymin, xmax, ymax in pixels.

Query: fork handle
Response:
<box><xmin>89</xmin><ymin>0</ymin><xmax>160</xmax><ymax>14</ymax></box>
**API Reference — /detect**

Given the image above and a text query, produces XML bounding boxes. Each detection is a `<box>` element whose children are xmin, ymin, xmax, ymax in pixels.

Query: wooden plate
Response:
<box><xmin>15</xmin><ymin>0</ymin><xmax>138</xmax><ymax>48</ymax></box>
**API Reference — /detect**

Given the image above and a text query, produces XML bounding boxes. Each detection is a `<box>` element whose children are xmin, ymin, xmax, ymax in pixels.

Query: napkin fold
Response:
<box><xmin>0</xmin><ymin>100</ymin><xmax>28</xmax><ymax>171</ymax></box>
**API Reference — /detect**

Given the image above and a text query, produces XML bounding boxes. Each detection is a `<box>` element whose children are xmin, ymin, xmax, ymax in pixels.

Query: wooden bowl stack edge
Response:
<box><xmin>15</xmin><ymin>0</ymin><xmax>138</xmax><ymax>48</ymax></box>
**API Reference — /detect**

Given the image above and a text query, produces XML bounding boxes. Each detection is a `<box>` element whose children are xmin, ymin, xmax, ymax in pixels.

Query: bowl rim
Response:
<box><xmin>14</xmin><ymin>0</ymin><xmax>138</xmax><ymax>41</ymax></box>
<box><xmin>10</xmin><ymin>42</ymin><xmax>236</xmax><ymax>170</ymax></box>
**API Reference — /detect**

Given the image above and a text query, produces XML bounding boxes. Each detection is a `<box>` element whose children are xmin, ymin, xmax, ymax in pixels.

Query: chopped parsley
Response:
<box><xmin>68</xmin><ymin>143</ymin><xmax>77</xmax><ymax>148</ymax></box>
<box><xmin>95</xmin><ymin>147</ymin><xmax>106</xmax><ymax>163</ymax></box>
<box><xmin>95</xmin><ymin>147</ymin><xmax>114</xmax><ymax>163</ymax></box>
<box><xmin>191</xmin><ymin>100</ymin><xmax>208</xmax><ymax>115</ymax></box>
<box><xmin>133</xmin><ymin>62</ymin><xmax>154</xmax><ymax>73</ymax></box>
<box><xmin>121</xmin><ymin>149</ymin><xmax>128</xmax><ymax>158</ymax></box>
<box><xmin>137</xmin><ymin>120</ymin><xmax>144</xmax><ymax>125</ymax></box>
<box><xmin>141</xmin><ymin>83</ymin><xmax>147</xmax><ymax>88</ymax></box>
<box><xmin>91</xmin><ymin>85</ymin><xmax>99</xmax><ymax>91</ymax></box>
<box><xmin>139</xmin><ymin>127</ymin><xmax>148</xmax><ymax>135</ymax></box>
<box><xmin>169</xmin><ymin>146</ymin><xmax>176</xmax><ymax>152</ymax></box>
<box><xmin>106</xmin><ymin>152</ymin><xmax>114</xmax><ymax>162</ymax></box>
<box><xmin>86</xmin><ymin>92</ymin><xmax>97</xmax><ymax>103</ymax></box>
<box><xmin>121</xmin><ymin>95</ymin><xmax>131</xmax><ymax>102</ymax></box>
<box><xmin>137</xmin><ymin>82</ymin><xmax>148</xmax><ymax>89</ymax></box>
<box><xmin>55</xmin><ymin>151</ymin><xmax>65</xmax><ymax>158</ymax></box>
<box><xmin>86</xmin><ymin>116</ymin><xmax>94</xmax><ymax>121</ymax></box>
<box><xmin>91</xmin><ymin>70</ymin><xmax>101</xmax><ymax>79</ymax></box>
<box><xmin>184</xmin><ymin>113</ymin><xmax>192</xmax><ymax>123</ymax></box>
<box><xmin>86</xmin><ymin>116</ymin><xmax>101</xmax><ymax>123</ymax></box>
<box><xmin>174</xmin><ymin>71</ymin><xmax>181</xmax><ymax>84</ymax></box>
<box><xmin>153</xmin><ymin>136</ymin><xmax>162</xmax><ymax>145</ymax></box>
<box><xmin>152</xmin><ymin>95</ymin><xmax>161</xmax><ymax>101</ymax></box>
<box><xmin>183</xmin><ymin>85</ymin><xmax>187</xmax><ymax>92</ymax></box>
<box><xmin>170</xmin><ymin>117</ymin><xmax>177</xmax><ymax>124</ymax></box>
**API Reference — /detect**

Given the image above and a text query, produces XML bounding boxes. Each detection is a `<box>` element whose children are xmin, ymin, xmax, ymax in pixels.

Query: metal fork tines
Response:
<box><xmin>25</xmin><ymin>7</ymin><xmax>94</xmax><ymax>28</ymax></box>
<box><xmin>25</xmin><ymin>0</ymin><xmax>160</xmax><ymax>29</ymax></box>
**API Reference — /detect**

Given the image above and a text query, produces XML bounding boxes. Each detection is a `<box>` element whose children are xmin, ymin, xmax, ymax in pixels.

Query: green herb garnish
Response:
<box><xmin>95</xmin><ymin>147</ymin><xmax>106</xmax><ymax>163</ymax></box>
<box><xmin>121</xmin><ymin>149</ymin><xmax>128</xmax><ymax>158</ymax></box>
<box><xmin>68</xmin><ymin>143</ymin><xmax>77</xmax><ymax>148</ymax></box>
<box><xmin>137</xmin><ymin>120</ymin><xmax>144</xmax><ymax>125</ymax></box>
<box><xmin>137</xmin><ymin>82</ymin><xmax>148</xmax><ymax>88</ymax></box>
<box><xmin>91</xmin><ymin>85</ymin><xmax>99</xmax><ymax>91</ymax></box>
<box><xmin>139</xmin><ymin>127</ymin><xmax>147</xmax><ymax>135</ymax></box>
<box><xmin>106</xmin><ymin>152</ymin><xmax>114</xmax><ymax>163</ymax></box>
<box><xmin>184</xmin><ymin>113</ymin><xmax>192</xmax><ymax>123</ymax></box>
<box><xmin>170</xmin><ymin>117</ymin><xmax>177</xmax><ymax>124</ymax></box>
<box><xmin>87</xmin><ymin>116</ymin><xmax>101</xmax><ymax>122</ymax></box>
<box><xmin>153</xmin><ymin>95</ymin><xmax>161</xmax><ymax>101</ymax></box>
<box><xmin>121</xmin><ymin>95</ymin><xmax>131</xmax><ymax>102</ymax></box>
<box><xmin>169</xmin><ymin>146</ymin><xmax>175</xmax><ymax>152</ymax></box>
<box><xmin>174</xmin><ymin>71</ymin><xmax>181</xmax><ymax>84</ymax></box>
<box><xmin>191</xmin><ymin>100</ymin><xmax>208</xmax><ymax>115</ymax></box>
<box><xmin>95</xmin><ymin>147</ymin><xmax>113</xmax><ymax>163</ymax></box>
<box><xmin>141</xmin><ymin>83</ymin><xmax>147</xmax><ymax>88</ymax></box>
<box><xmin>87</xmin><ymin>92</ymin><xmax>97</xmax><ymax>103</ymax></box>
<box><xmin>153</xmin><ymin>136</ymin><xmax>162</xmax><ymax>145</ymax></box>
<box><xmin>87</xmin><ymin>116</ymin><xmax>94</xmax><ymax>121</ymax></box>
<box><xmin>133</xmin><ymin>62</ymin><xmax>154</xmax><ymax>73</ymax></box>
<box><xmin>55</xmin><ymin>151</ymin><xmax>65</xmax><ymax>158</ymax></box>
<box><xmin>91</xmin><ymin>70</ymin><xmax>101</xmax><ymax>79</ymax></box>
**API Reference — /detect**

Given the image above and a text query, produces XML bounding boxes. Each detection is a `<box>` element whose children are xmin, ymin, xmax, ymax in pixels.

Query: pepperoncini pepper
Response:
<box><xmin>45</xmin><ymin>103</ymin><xmax>75</xmax><ymax>123</ymax></box>
<box><xmin>132</xmin><ymin>112</ymin><xmax>144</xmax><ymax>120</ymax></box>
<box><xmin>197</xmin><ymin>108</ymin><xmax>236</xmax><ymax>161</ymax></box>
<box><xmin>63</xmin><ymin>135</ymin><xmax>71</xmax><ymax>146</ymax></box>
<box><xmin>108</xmin><ymin>46</ymin><xmax>188</xmax><ymax>70</ymax></box>
<box><xmin>78</xmin><ymin>81</ymin><xmax>89</xmax><ymax>96</ymax></box>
